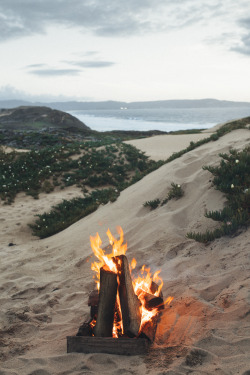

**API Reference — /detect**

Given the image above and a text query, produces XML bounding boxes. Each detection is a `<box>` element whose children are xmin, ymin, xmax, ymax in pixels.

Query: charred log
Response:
<box><xmin>139</xmin><ymin>312</ymin><xmax>160</xmax><ymax>342</ymax></box>
<box><xmin>150</xmin><ymin>281</ymin><xmax>163</xmax><ymax>298</ymax></box>
<box><xmin>137</xmin><ymin>289</ymin><xmax>164</xmax><ymax>311</ymax></box>
<box><xmin>114</xmin><ymin>255</ymin><xmax>141</xmax><ymax>337</ymax></box>
<box><xmin>93</xmin><ymin>265</ymin><xmax>118</xmax><ymax>337</ymax></box>
<box><xmin>88</xmin><ymin>289</ymin><xmax>99</xmax><ymax>318</ymax></box>
<box><xmin>76</xmin><ymin>321</ymin><xmax>93</xmax><ymax>337</ymax></box>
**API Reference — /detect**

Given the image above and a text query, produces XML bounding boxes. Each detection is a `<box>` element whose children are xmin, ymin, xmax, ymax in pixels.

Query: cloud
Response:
<box><xmin>66</xmin><ymin>60</ymin><xmax>115</xmax><ymax>68</ymax></box>
<box><xmin>231</xmin><ymin>17</ymin><xmax>250</xmax><ymax>55</ymax></box>
<box><xmin>0</xmin><ymin>0</ymin><xmax>229</xmax><ymax>42</ymax></box>
<box><xmin>0</xmin><ymin>85</ymin><xmax>91</xmax><ymax>102</ymax></box>
<box><xmin>26</xmin><ymin>64</ymin><xmax>47</xmax><ymax>69</ymax></box>
<box><xmin>28</xmin><ymin>68</ymin><xmax>81</xmax><ymax>77</ymax></box>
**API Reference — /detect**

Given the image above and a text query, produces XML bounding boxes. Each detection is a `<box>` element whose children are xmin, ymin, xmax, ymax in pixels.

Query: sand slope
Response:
<box><xmin>0</xmin><ymin>128</ymin><xmax>250</xmax><ymax>375</ymax></box>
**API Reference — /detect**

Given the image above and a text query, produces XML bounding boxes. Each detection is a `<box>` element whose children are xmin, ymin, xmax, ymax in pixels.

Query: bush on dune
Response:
<box><xmin>187</xmin><ymin>146</ymin><xmax>250</xmax><ymax>242</ymax></box>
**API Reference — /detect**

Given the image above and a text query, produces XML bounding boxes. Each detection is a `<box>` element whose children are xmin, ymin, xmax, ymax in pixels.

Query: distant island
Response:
<box><xmin>1</xmin><ymin>98</ymin><xmax>250</xmax><ymax>111</ymax></box>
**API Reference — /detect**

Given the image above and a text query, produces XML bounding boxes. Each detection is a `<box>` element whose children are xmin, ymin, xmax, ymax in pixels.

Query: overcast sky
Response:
<box><xmin>0</xmin><ymin>0</ymin><xmax>250</xmax><ymax>102</ymax></box>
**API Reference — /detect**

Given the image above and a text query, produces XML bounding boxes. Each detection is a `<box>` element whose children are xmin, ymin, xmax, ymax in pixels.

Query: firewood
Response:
<box><xmin>93</xmin><ymin>265</ymin><xmax>118</xmax><ymax>337</ymax></box>
<box><xmin>114</xmin><ymin>255</ymin><xmax>141</xmax><ymax>337</ymax></box>
<box><xmin>150</xmin><ymin>281</ymin><xmax>163</xmax><ymax>298</ymax></box>
<box><xmin>137</xmin><ymin>289</ymin><xmax>164</xmax><ymax>311</ymax></box>
<box><xmin>88</xmin><ymin>289</ymin><xmax>99</xmax><ymax>306</ymax></box>
<box><xmin>67</xmin><ymin>336</ymin><xmax>150</xmax><ymax>355</ymax></box>
<box><xmin>139</xmin><ymin>312</ymin><xmax>160</xmax><ymax>342</ymax></box>
<box><xmin>88</xmin><ymin>289</ymin><xmax>99</xmax><ymax>318</ymax></box>
<box><xmin>76</xmin><ymin>321</ymin><xmax>93</xmax><ymax>337</ymax></box>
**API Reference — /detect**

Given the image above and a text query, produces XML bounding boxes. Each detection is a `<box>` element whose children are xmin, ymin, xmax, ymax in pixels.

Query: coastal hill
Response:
<box><xmin>0</xmin><ymin>105</ymin><xmax>169</xmax><ymax>149</ymax></box>
<box><xmin>1</xmin><ymin>98</ymin><xmax>250</xmax><ymax>111</ymax></box>
<box><xmin>0</xmin><ymin>106</ymin><xmax>91</xmax><ymax>133</ymax></box>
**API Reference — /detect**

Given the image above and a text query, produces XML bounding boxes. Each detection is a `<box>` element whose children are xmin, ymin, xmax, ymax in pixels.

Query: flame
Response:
<box><xmin>90</xmin><ymin>226</ymin><xmax>173</xmax><ymax>338</ymax></box>
<box><xmin>90</xmin><ymin>226</ymin><xmax>127</xmax><ymax>289</ymax></box>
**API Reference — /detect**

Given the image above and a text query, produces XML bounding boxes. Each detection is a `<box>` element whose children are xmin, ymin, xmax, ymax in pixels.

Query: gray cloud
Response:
<box><xmin>231</xmin><ymin>18</ymin><xmax>250</xmax><ymax>55</ymax></box>
<box><xmin>66</xmin><ymin>60</ymin><xmax>115</xmax><ymax>68</ymax></box>
<box><xmin>25</xmin><ymin>63</ymin><xmax>47</xmax><ymax>69</ymax></box>
<box><xmin>0</xmin><ymin>0</ymin><xmax>231</xmax><ymax>42</ymax></box>
<box><xmin>0</xmin><ymin>84</ymin><xmax>91</xmax><ymax>102</ymax></box>
<box><xmin>28</xmin><ymin>68</ymin><xmax>81</xmax><ymax>76</ymax></box>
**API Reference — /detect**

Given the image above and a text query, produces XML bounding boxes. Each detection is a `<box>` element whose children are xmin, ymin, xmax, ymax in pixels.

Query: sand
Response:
<box><xmin>0</xmin><ymin>125</ymin><xmax>249</xmax><ymax>375</ymax></box>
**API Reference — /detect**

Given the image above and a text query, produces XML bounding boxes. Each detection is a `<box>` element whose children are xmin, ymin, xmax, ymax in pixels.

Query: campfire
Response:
<box><xmin>67</xmin><ymin>226</ymin><xmax>173</xmax><ymax>355</ymax></box>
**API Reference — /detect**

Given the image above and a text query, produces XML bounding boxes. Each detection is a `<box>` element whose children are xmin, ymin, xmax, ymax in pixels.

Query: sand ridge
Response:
<box><xmin>0</xmin><ymin>128</ymin><xmax>249</xmax><ymax>374</ymax></box>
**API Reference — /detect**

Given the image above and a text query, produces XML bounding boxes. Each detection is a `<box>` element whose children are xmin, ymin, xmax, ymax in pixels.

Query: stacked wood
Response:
<box><xmin>93</xmin><ymin>265</ymin><xmax>118</xmax><ymax>337</ymax></box>
<box><xmin>68</xmin><ymin>254</ymin><xmax>164</xmax><ymax>355</ymax></box>
<box><xmin>114</xmin><ymin>255</ymin><xmax>141</xmax><ymax>337</ymax></box>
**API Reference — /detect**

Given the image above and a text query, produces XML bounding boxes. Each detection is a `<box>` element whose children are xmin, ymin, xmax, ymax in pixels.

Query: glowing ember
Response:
<box><xmin>90</xmin><ymin>226</ymin><xmax>173</xmax><ymax>338</ymax></box>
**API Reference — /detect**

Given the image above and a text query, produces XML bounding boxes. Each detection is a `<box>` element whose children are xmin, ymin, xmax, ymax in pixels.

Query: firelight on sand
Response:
<box><xmin>90</xmin><ymin>226</ymin><xmax>173</xmax><ymax>337</ymax></box>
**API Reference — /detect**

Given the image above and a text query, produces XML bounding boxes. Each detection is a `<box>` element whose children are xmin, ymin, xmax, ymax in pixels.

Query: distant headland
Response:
<box><xmin>1</xmin><ymin>98</ymin><xmax>250</xmax><ymax>111</ymax></box>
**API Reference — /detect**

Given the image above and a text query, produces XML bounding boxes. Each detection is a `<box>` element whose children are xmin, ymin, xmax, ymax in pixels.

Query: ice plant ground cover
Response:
<box><xmin>0</xmin><ymin>142</ymin><xmax>164</xmax><ymax>204</ymax></box>
<box><xmin>187</xmin><ymin>146</ymin><xmax>250</xmax><ymax>242</ymax></box>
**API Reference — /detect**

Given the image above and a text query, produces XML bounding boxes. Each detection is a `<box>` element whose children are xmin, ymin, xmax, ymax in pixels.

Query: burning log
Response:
<box><xmin>76</xmin><ymin>321</ymin><xmax>93</xmax><ymax>337</ymax></box>
<box><xmin>93</xmin><ymin>265</ymin><xmax>118</xmax><ymax>337</ymax></box>
<box><xmin>88</xmin><ymin>289</ymin><xmax>99</xmax><ymax>318</ymax></box>
<box><xmin>137</xmin><ymin>289</ymin><xmax>164</xmax><ymax>311</ymax></box>
<box><xmin>139</xmin><ymin>313</ymin><xmax>160</xmax><ymax>342</ymax></box>
<box><xmin>150</xmin><ymin>281</ymin><xmax>163</xmax><ymax>298</ymax></box>
<box><xmin>88</xmin><ymin>289</ymin><xmax>99</xmax><ymax>306</ymax></box>
<box><xmin>114</xmin><ymin>255</ymin><xmax>141</xmax><ymax>337</ymax></box>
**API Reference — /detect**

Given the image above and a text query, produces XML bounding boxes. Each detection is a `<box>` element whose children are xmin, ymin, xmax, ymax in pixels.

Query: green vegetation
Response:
<box><xmin>187</xmin><ymin>146</ymin><xmax>250</xmax><ymax>242</ymax></box>
<box><xmin>143</xmin><ymin>198</ymin><xmax>161</xmax><ymax>210</ymax></box>
<box><xmin>0</xmin><ymin>142</ymin><xmax>163</xmax><ymax>205</ymax></box>
<box><xmin>29</xmin><ymin>188</ymin><xmax>119</xmax><ymax>238</ymax></box>
<box><xmin>165</xmin><ymin>117</ymin><xmax>250</xmax><ymax>164</ymax></box>
<box><xmin>162</xmin><ymin>182</ymin><xmax>184</xmax><ymax>203</ymax></box>
<box><xmin>1</xmin><ymin>116</ymin><xmax>249</xmax><ymax>239</ymax></box>
<box><xmin>0</xmin><ymin>140</ymin><xmax>163</xmax><ymax>237</ymax></box>
<box><xmin>144</xmin><ymin>183</ymin><xmax>184</xmax><ymax>210</ymax></box>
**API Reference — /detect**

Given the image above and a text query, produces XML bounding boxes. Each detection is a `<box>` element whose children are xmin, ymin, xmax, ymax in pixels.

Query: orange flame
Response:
<box><xmin>90</xmin><ymin>226</ymin><xmax>127</xmax><ymax>289</ymax></box>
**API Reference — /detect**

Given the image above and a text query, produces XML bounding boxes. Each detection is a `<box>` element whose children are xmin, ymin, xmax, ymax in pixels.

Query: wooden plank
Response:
<box><xmin>94</xmin><ymin>265</ymin><xmax>118</xmax><ymax>337</ymax></box>
<box><xmin>114</xmin><ymin>255</ymin><xmax>141</xmax><ymax>337</ymax></box>
<box><xmin>67</xmin><ymin>336</ymin><xmax>150</xmax><ymax>356</ymax></box>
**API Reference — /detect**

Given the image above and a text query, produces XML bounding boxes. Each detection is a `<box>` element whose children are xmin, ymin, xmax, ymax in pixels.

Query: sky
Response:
<box><xmin>0</xmin><ymin>0</ymin><xmax>250</xmax><ymax>103</ymax></box>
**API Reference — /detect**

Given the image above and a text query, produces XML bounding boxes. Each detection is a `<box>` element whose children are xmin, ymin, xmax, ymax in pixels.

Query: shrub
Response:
<box><xmin>187</xmin><ymin>146</ymin><xmax>250</xmax><ymax>242</ymax></box>
<box><xmin>144</xmin><ymin>183</ymin><xmax>184</xmax><ymax>209</ymax></box>
<box><xmin>29</xmin><ymin>188</ymin><xmax>120</xmax><ymax>238</ymax></box>
<box><xmin>143</xmin><ymin>199</ymin><xmax>161</xmax><ymax>210</ymax></box>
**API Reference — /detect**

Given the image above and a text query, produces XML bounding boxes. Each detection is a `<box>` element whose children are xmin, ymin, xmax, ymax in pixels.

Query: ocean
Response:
<box><xmin>67</xmin><ymin>107</ymin><xmax>250</xmax><ymax>132</ymax></box>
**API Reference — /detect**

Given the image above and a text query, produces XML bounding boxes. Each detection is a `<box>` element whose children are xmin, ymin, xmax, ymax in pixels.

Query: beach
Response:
<box><xmin>0</xmin><ymin>124</ymin><xmax>249</xmax><ymax>374</ymax></box>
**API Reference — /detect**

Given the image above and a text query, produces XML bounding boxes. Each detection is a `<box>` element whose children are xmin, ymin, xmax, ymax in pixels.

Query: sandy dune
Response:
<box><xmin>0</xmin><ymin>127</ymin><xmax>249</xmax><ymax>374</ymax></box>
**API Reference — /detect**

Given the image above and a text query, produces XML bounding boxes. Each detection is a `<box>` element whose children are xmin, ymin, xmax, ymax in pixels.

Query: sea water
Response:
<box><xmin>67</xmin><ymin>107</ymin><xmax>250</xmax><ymax>132</ymax></box>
